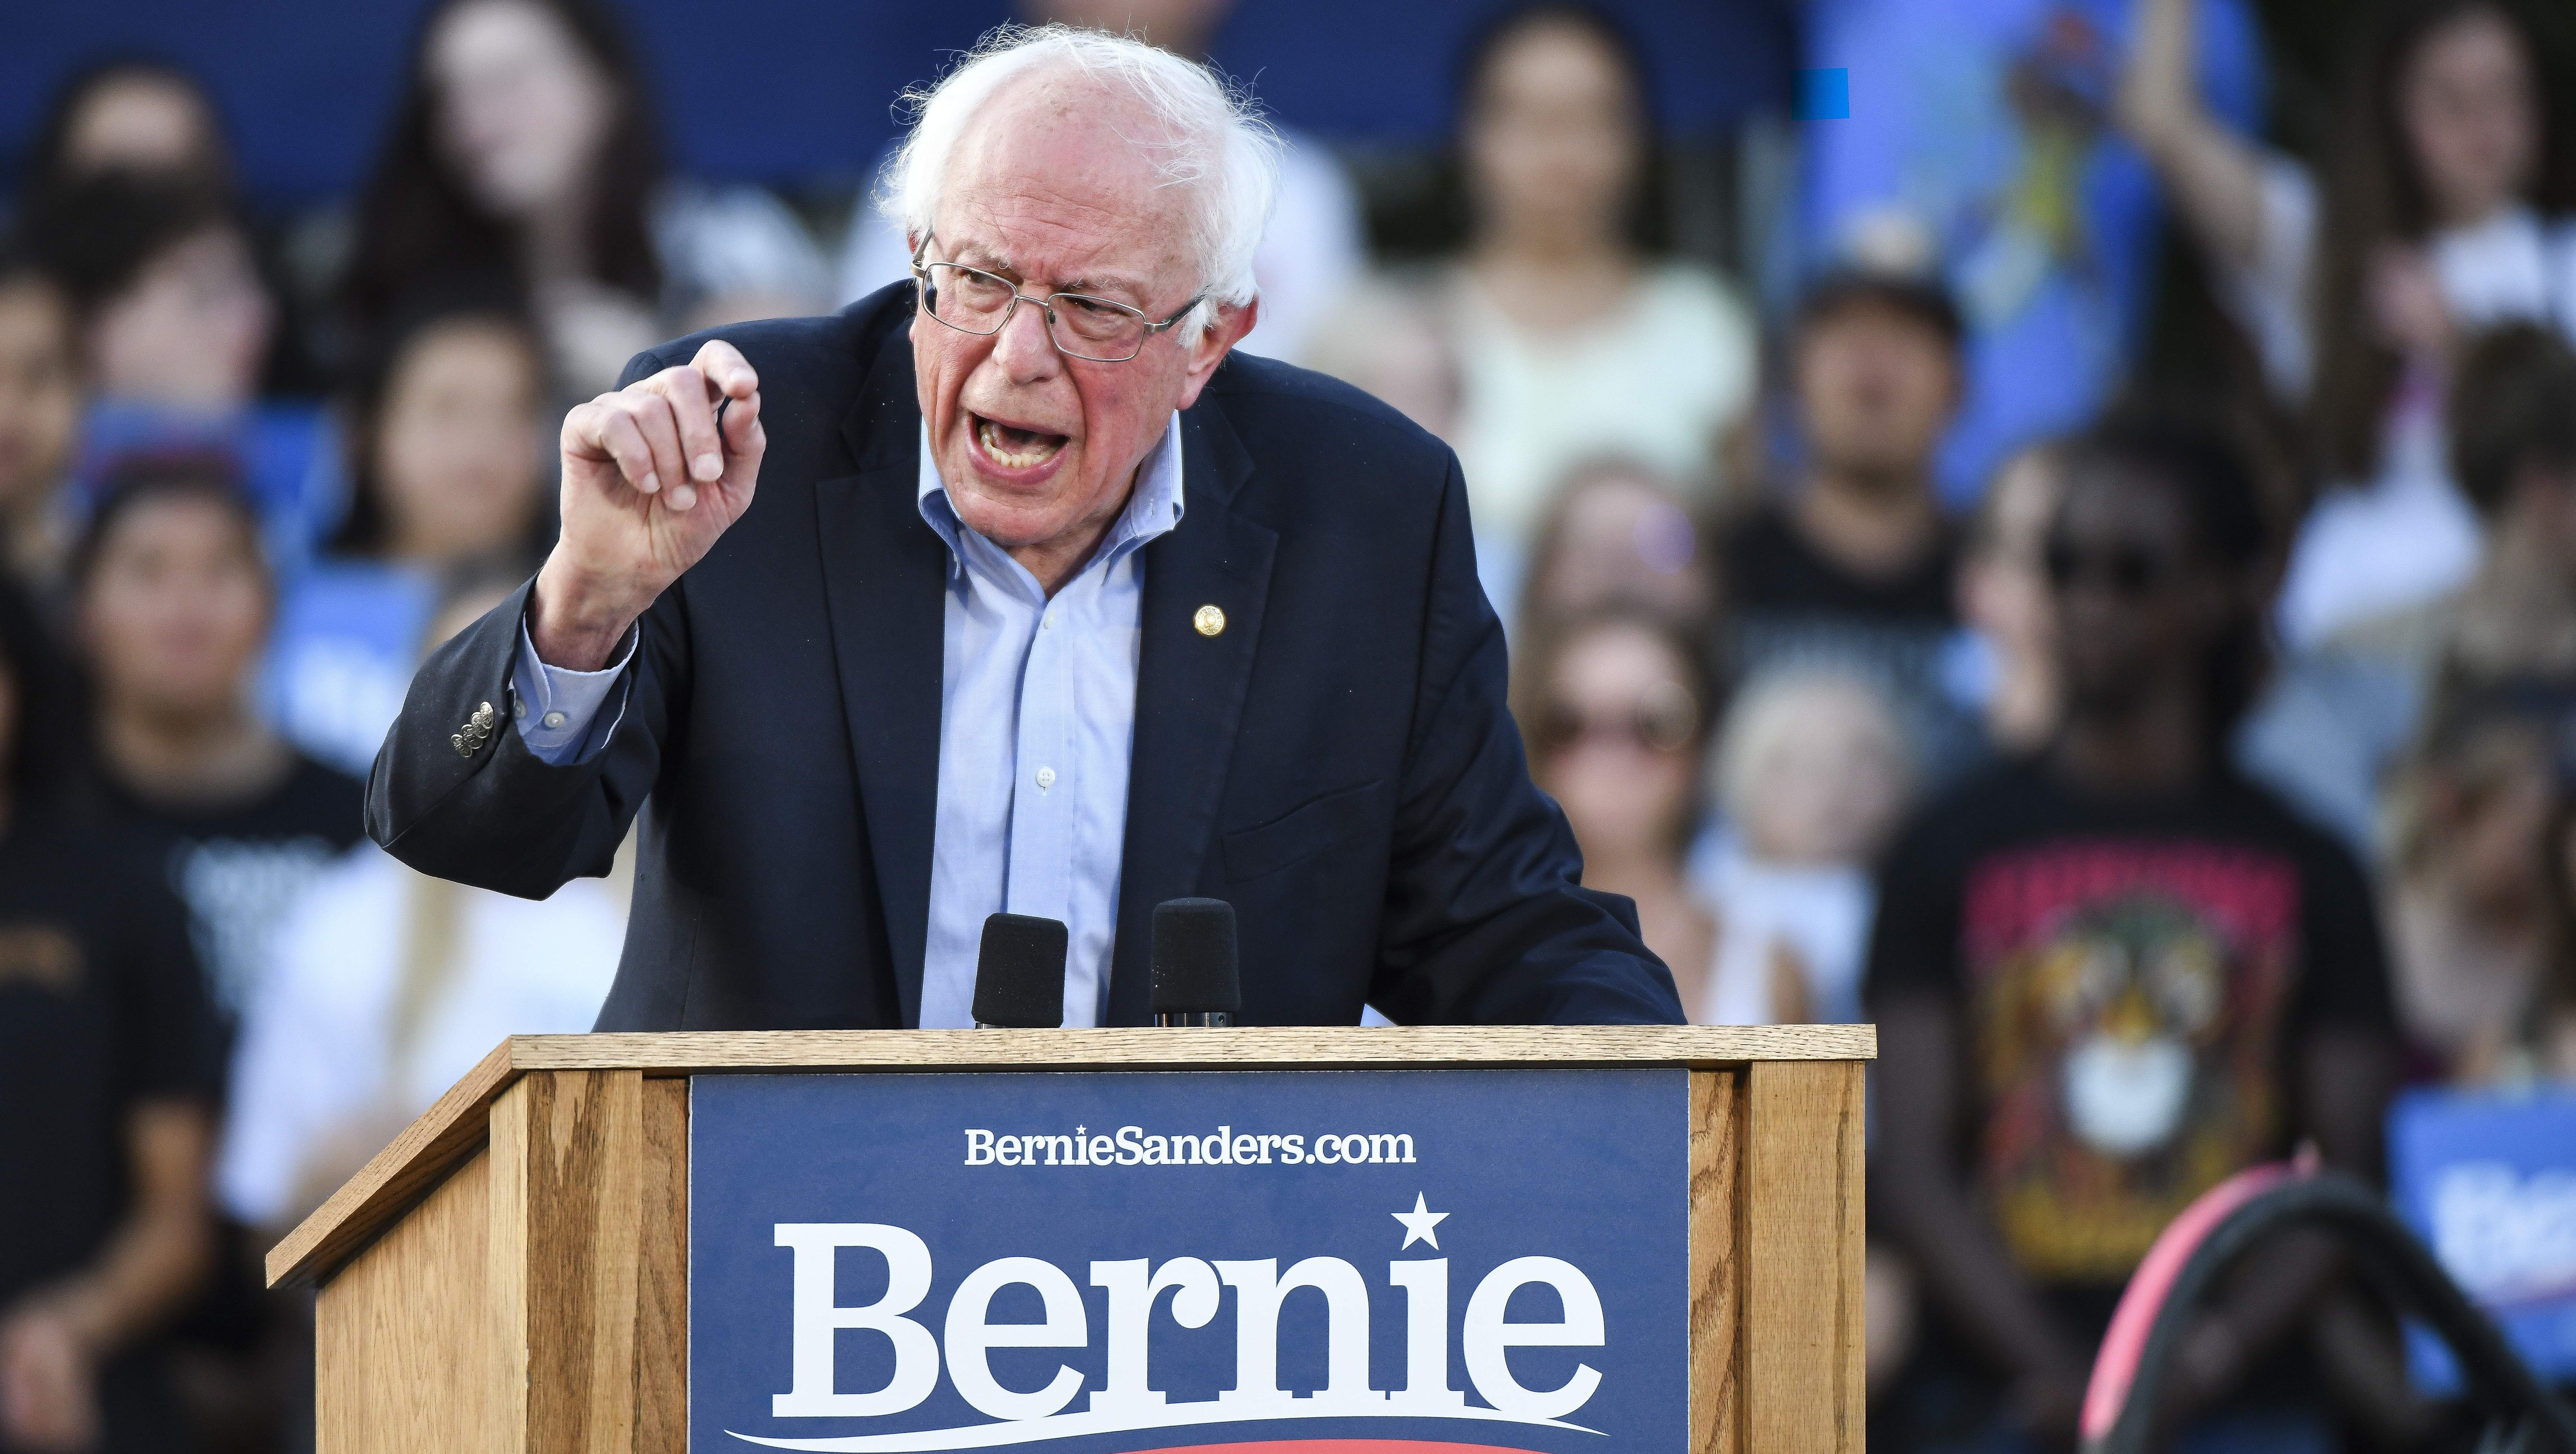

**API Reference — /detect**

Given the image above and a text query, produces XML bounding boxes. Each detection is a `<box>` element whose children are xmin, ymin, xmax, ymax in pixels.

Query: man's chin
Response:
<box><xmin>949</xmin><ymin>487</ymin><xmax>1076</xmax><ymax>553</ymax></box>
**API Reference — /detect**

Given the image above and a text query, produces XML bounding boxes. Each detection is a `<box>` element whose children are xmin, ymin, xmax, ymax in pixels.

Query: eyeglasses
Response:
<box><xmin>1533</xmin><ymin>681</ymin><xmax>1701</xmax><ymax>756</ymax></box>
<box><xmin>2043</xmin><ymin>539</ymin><xmax>2180</xmax><ymax>598</ymax></box>
<box><xmin>910</xmin><ymin>231</ymin><xmax>1206</xmax><ymax>364</ymax></box>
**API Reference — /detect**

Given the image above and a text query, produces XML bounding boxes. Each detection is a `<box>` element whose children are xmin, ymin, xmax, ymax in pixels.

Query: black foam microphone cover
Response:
<box><xmin>1150</xmin><ymin>897</ymin><xmax>1240</xmax><ymax>1015</ymax></box>
<box><xmin>972</xmin><ymin>913</ymin><xmax>1068</xmax><ymax>1028</ymax></box>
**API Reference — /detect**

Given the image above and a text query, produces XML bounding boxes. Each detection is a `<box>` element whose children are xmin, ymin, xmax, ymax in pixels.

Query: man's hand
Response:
<box><xmin>533</xmin><ymin>339</ymin><xmax>767</xmax><ymax>670</ymax></box>
<box><xmin>0</xmin><ymin>1300</ymin><xmax>99</xmax><ymax>1452</ymax></box>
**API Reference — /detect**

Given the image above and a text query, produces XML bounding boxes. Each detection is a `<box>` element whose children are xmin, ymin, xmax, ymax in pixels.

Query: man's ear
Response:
<box><xmin>1175</xmin><ymin>297</ymin><xmax>1259</xmax><ymax>411</ymax></box>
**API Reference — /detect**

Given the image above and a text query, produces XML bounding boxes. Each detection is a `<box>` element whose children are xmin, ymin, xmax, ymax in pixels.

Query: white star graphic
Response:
<box><xmin>1392</xmin><ymin>1193</ymin><xmax>1449</xmax><ymax>1250</ymax></box>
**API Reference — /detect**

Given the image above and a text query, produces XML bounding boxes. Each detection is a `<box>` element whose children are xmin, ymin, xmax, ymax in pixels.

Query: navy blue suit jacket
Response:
<box><xmin>366</xmin><ymin>286</ymin><xmax>1682</xmax><ymax>1030</ymax></box>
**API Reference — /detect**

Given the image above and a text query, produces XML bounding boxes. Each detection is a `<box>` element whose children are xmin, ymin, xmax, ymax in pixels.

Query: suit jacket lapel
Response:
<box><xmin>815</xmin><ymin>333</ymin><xmax>946</xmax><ymax>1026</ymax></box>
<box><xmin>1104</xmin><ymin>397</ymin><xmax>1278</xmax><ymax>1025</ymax></box>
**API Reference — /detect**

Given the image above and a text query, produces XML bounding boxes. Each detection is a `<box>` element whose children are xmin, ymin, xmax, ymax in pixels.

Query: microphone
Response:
<box><xmin>972</xmin><ymin>913</ymin><xmax>1068</xmax><ymax>1028</ymax></box>
<box><xmin>1151</xmin><ymin>898</ymin><xmax>1239</xmax><ymax>1027</ymax></box>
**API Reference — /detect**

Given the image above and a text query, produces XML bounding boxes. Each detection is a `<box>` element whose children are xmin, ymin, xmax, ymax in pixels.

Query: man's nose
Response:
<box><xmin>991</xmin><ymin>297</ymin><xmax>1062</xmax><ymax>381</ymax></box>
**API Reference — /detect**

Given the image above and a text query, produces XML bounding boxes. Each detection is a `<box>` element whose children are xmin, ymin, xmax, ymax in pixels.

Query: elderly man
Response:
<box><xmin>369</xmin><ymin>26</ymin><xmax>1679</xmax><ymax>1031</ymax></box>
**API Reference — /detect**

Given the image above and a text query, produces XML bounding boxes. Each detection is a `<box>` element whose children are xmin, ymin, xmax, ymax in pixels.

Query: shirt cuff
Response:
<box><xmin>511</xmin><ymin>618</ymin><xmax>638</xmax><ymax>766</ymax></box>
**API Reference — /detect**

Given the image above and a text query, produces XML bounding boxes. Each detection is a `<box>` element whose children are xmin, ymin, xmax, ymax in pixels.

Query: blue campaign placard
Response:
<box><xmin>689</xmin><ymin>1068</ymin><xmax>1690</xmax><ymax>1453</ymax></box>
<box><xmin>2387</xmin><ymin>1087</ymin><xmax>2576</xmax><ymax>1395</ymax></box>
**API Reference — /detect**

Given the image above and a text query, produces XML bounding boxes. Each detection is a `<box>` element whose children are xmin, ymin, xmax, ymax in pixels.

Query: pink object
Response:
<box><xmin>2079</xmin><ymin>1152</ymin><xmax>2319</xmax><ymax>1441</ymax></box>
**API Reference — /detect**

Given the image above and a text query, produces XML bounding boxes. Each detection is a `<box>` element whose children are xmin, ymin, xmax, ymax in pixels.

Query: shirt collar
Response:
<box><xmin>916</xmin><ymin>413</ymin><xmax>1186</xmax><ymax>586</ymax></box>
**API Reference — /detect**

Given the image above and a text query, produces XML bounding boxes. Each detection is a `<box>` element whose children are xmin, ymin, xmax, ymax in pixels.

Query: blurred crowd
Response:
<box><xmin>0</xmin><ymin>0</ymin><xmax>2572</xmax><ymax>1449</ymax></box>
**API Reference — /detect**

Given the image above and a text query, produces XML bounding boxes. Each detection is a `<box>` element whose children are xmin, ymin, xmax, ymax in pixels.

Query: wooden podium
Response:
<box><xmin>269</xmin><ymin>1025</ymin><xmax>1873</xmax><ymax>1454</ymax></box>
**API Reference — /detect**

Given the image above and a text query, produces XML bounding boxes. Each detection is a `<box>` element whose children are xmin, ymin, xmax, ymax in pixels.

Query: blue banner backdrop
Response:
<box><xmin>690</xmin><ymin>1067</ymin><xmax>1691</xmax><ymax>1453</ymax></box>
<box><xmin>1</xmin><ymin>0</ymin><xmax>1791</xmax><ymax>205</ymax></box>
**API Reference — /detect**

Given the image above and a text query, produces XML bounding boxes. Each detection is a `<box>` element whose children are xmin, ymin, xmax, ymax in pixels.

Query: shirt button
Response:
<box><xmin>1035</xmin><ymin>766</ymin><xmax>1057</xmax><ymax>790</ymax></box>
<box><xmin>513</xmin><ymin>697</ymin><xmax>528</xmax><ymax>720</ymax></box>
<box><xmin>542</xmin><ymin>711</ymin><xmax>567</xmax><ymax>730</ymax></box>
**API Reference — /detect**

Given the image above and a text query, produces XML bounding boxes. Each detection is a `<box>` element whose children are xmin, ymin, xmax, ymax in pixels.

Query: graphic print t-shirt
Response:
<box><xmin>102</xmin><ymin>753</ymin><xmax>365</xmax><ymax>1037</ymax></box>
<box><xmin>1865</xmin><ymin>759</ymin><xmax>2396</xmax><ymax>1290</ymax></box>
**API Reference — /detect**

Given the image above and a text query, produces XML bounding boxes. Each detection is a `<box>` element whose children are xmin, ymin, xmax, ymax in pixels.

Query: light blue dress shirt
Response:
<box><xmin>510</xmin><ymin>415</ymin><xmax>1184</xmax><ymax>1028</ymax></box>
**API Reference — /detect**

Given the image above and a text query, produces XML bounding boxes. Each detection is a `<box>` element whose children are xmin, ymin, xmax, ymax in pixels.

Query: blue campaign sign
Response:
<box><xmin>2387</xmin><ymin>1087</ymin><xmax>2576</xmax><ymax>1394</ymax></box>
<box><xmin>690</xmin><ymin>1068</ymin><xmax>1691</xmax><ymax>1453</ymax></box>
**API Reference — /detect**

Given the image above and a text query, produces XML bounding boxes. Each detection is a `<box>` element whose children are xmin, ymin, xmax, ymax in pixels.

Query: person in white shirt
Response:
<box><xmin>2118</xmin><ymin>0</ymin><xmax>2576</xmax><ymax>646</ymax></box>
<box><xmin>216</xmin><ymin>585</ymin><xmax>626</xmax><ymax>1235</ymax></box>
<box><xmin>1312</xmin><ymin>4</ymin><xmax>1756</xmax><ymax>618</ymax></box>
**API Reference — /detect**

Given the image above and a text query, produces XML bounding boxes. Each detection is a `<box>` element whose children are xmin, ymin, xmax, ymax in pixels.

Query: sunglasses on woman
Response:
<box><xmin>1533</xmin><ymin>681</ymin><xmax>1701</xmax><ymax>755</ymax></box>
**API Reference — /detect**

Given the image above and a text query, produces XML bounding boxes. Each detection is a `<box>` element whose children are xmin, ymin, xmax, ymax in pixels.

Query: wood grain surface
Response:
<box><xmin>636</xmin><ymin>1076</ymin><xmax>689</xmax><ymax>1454</ymax></box>
<box><xmin>314</xmin><ymin>1147</ymin><xmax>497</xmax><ymax>1451</ymax></box>
<box><xmin>515</xmin><ymin>1023</ymin><xmax>1877</xmax><ymax>1073</ymax></box>
<box><xmin>1686</xmin><ymin>1070</ymin><xmax>1743</xmax><ymax>1454</ymax></box>
<box><xmin>1742</xmin><ymin>1059</ymin><xmax>1868</xmax><ymax>1454</ymax></box>
<box><xmin>515</xmin><ymin>1070</ymin><xmax>646</xmax><ymax>1454</ymax></box>
<box><xmin>271</xmin><ymin>1023</ymin><xmax>1871</xmax><ymax>1287</ymax></box>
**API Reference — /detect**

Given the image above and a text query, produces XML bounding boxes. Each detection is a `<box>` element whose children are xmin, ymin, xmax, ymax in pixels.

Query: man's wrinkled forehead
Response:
<box><xmin>935</xmin><ymin>72</ymin><xmax>1193</xmax><ymax>295</ymax></box>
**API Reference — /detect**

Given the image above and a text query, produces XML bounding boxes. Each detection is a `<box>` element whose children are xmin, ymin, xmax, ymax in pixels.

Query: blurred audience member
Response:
<box><xmin>0</xmin><ymin>242</ymin><xmax>81</xmax><ymax>590</ymax></box>
<box><xmin>2121</xmin><ymin>0</ymin><xmax>2576</xmax><ymax>647</ymax></box>
<box><xmin>27</xmin><ymin>172</ymin><xmax>339</xmax><ymax>580</ymax></box>
<box><xmin>20</xmin><ymin>56</ymin><xmax>330</xmax><ymax>402</ymax></box>
<box><xmin>1300</xmin><ymin>277</ymin><xmax>1459</xmax><ymax>443</ymax></box>
<box><xmin>1803</xmin><ymin>0</ymin><xmax>2264</xmax><ymax>505</ymax></box>
<box><xmin>2243</xmin><ymin>323</ymin><xmax>2576</xmax><ymax>855</ymax></box>
<box><xmin>0</xmin><ymin>579</ymin><xmax>216</xmax><ymax>1454</ymax></box>
<box><xmin>1514</xmin><ymin>457</ymin><xmax>1713</xmax><ymax>639</ymax></box>
<box><xmin>1699</xmin><ymin>667</ymin><xmax>1911</xmax><ymax>1026</ymax></box>
<box><xmin>1727</xmin><ymin>271</ymin><xmax>1980</xmax><ymax>784</ymax></box>
<box><xmin>2379</xmin><ymin>676</ymin><xmax>2559</xmax><ymax>1084</ymax></box>
<box><xmin>218</xmin><ymin>580</ymin><xmax>623</xmax><ymax>1238</ymax></box>
<box><xmin>341</xmin><ymin>0</ymin><xmax>830</xmax><ymax>400</ymax></box>
<box><xmin>1868</xmin><ymin>413</ymin><xmax>2397</xmax><ymax>1450</ymax></box>
<box><xmin>14</xmin><ymin>58</ymin><xmax>233</xmax><ymax>213</ymax></box>
<box><xmin>75</xmin><ymin>456</ymin><xmax>364</xmax><ymax>1036</ymax></box>
<box><xmin>1514</xmin><ymin>609</ymin><xmax>1715</xmax><ymax>999</ymax></box>
<box><xmin>266</xmin><ymin>281</ymin><xmax>550</xmax><ymax>775</ymax></box>
<box><xmin>842</xmin><ymin>0</ymin><xmax>1365</xmax><ymax>367</ymax></box>
<box><xmin>35</xmin><ymin>175</ymin><xmax>267</xmax><ymax>416</ymax></box>
<box><xmin>1954</xmin><ymin>441</ymin><xmax>2067</xmax><ymax>753</ymax></box>
<box><xmin>1410</xmin><ymin>2</ymin><xmax>1754</xmax><ymax>613</ymax></box>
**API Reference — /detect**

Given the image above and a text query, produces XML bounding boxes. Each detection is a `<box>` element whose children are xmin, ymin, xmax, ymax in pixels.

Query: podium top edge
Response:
<box><xmin>510</xmin><ymin>1022</ymin><xmax>1876</xmax><ymax>1071</ymax></box>
<box><xmin>267</xmin><ymin>1024</ymin><xmax>1872</xmax><ymax>1289</ymax></box>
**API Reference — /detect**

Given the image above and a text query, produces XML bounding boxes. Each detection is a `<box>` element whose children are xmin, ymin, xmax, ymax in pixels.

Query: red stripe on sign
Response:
<box><xmin>1114</xmin><ymin>1443</ymin><xmax>1549</xmax><ymax>1454</ymax></box>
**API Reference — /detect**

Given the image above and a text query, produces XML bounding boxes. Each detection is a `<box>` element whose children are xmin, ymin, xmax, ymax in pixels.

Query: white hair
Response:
<box><xmin>877</xmin><ymin>24</ymin><xmax>1283</xmax><ymax>336</ymax></box>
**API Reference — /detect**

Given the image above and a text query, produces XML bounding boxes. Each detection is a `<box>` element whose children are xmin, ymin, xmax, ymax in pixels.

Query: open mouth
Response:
<box><xmin>973</xmin><ymin>413</ymin><xmax>1069</xmax><ymax>470</ymax></box>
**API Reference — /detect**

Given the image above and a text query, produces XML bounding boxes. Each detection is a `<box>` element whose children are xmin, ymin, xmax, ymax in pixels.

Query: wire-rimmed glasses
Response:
<box><xmin>909</xmin><ymin>232</ymin><xmax>1205</xmax><ymax>363</ymax></box>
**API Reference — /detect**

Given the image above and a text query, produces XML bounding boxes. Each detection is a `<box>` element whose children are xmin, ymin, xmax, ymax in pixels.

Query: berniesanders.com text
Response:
<box><xmin>962</xmin><ymin>1125</ymin><xmax>1417</xmax><ymax>1168</ymax></box>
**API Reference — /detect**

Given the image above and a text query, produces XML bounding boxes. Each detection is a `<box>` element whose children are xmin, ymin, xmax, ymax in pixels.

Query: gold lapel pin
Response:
<box><xmin>1193</xmin><ymin>604</ymin><xmax>1226</xmax><ymax>638</ymax></box>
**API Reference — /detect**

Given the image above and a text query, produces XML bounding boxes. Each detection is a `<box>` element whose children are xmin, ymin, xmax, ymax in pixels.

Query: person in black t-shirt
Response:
<box><xmin>0</xmin><ymin>575</ymin><xmax>215</xmax><ymax>1453</ymax></box>
<box><xmin>73</xmin><ymin>456</ymin><xmax>365</xmax><ymax>1039</ymax></box>
<box><xmin>1724</xmin><ymin>272</ymin><xmax>1979</xmax><ymax>783</ymax></box>
<box><xmin>69</xmin><ymin>454</ymin><xmax>363</xmax><ymax>1452</ymax></box>
<box><xmin>1865</xmin><ymin>411</ymin><xmax>2400</xmax><ymax>1452</ymax></box>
